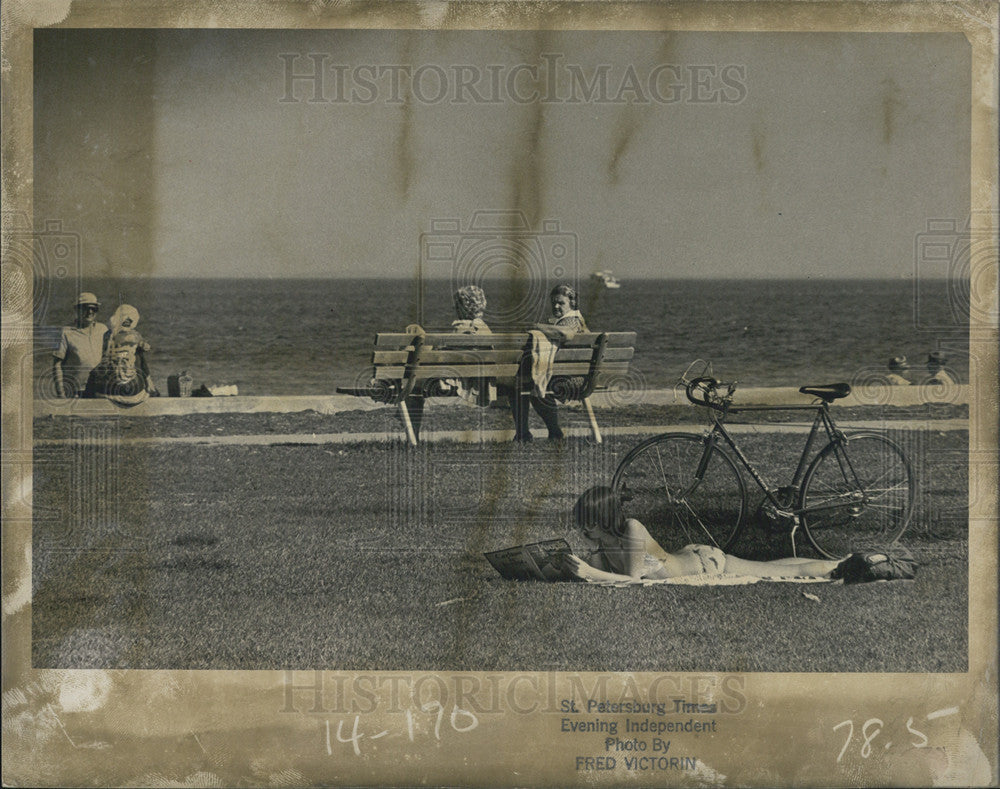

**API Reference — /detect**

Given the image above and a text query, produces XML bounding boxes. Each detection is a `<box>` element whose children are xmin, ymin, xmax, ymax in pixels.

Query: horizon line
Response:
<box><xmin>46</xmin><ymin>274</ymin><xmax>950</xmax><ymax>281</ymax></box>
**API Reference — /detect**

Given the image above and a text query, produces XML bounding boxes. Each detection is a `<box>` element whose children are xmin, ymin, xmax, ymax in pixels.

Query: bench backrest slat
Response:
<box><xmin>372</xmin><ymin>331</ymin><xmax>636</xmax><ymax>351</ymax></box>
<box><xmin>375</xmin><ymin>361</ymin><xmax>632</xmax><ymax>380</ymax></box>
<box><xmin>372</xmin><ymin>346</ymin><xmax>634</xmax><ymax>366</ymax></box>
<box><xmin>365</xmin><ymin>330</ymin><xmax>635</xmax><ymax>395</ymax></box>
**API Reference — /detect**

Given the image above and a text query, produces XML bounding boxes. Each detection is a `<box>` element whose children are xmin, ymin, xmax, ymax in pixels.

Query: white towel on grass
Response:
<box><xmin>583</xmin><ymin>575</ymin><xmax>834</xmax><ymax>588</ymax></box>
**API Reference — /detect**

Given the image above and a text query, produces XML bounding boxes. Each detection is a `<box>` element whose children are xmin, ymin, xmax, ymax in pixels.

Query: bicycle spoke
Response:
<box><xmin>679</xmin><ymin>499</ymin><xmax>722</xmax><ymax>547</ymax></box>
<box><xmin>867</xmin><ymin>489</ymin><xmax>907</xmax><ymax>501</ymax></box>
<box><xmin>807</xmin><ymin>479</ymin><xmax>851</xmax><ymax>498</ymax></box>
<box><xmin>864</xmin><ymin>478</ymin><xmax>908</xmax><ymax>496</ymax></box>
<box><xmin>613</xmin><ymin>434</ymin><xmax>744</xmax><ymax>553</ymax></box>
<box><xmin>669</xmin><ymin>510</ymin><xmax>696</xmax><ymax>545</ymax></box>
<box><xmin>853</xmin><ymin>463</ymin><xmax>899</xmax><ymax>492</ymax></box>
<box><xmin>652</xmin><ymin>444</ymin><xmax>672</xmax><ymax>501</ymax></box>
<box><xmin>864</xmin><ymin>501</ymin><xmax>905</xmax><ymax>512</ymax></box>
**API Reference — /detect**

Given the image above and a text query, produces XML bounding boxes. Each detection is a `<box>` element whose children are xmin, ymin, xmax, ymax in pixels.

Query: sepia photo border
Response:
<box><xmin>2</xmin><ymin>1</ymin><xmax>997</xmax><ymax>786</ymax></box>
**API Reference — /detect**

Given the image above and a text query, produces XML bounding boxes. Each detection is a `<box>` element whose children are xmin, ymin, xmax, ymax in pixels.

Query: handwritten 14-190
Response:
<box><xmin>327</xmin><ymin>703</ymin><xmax>479</xmax><ymax>756</ymax></box>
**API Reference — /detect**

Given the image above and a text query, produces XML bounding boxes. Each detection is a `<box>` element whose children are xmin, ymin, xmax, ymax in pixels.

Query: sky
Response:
<box><xmin>33</xmin><ymin>28</ymin><xmax>970</xmax><ymax>279</ymax></box>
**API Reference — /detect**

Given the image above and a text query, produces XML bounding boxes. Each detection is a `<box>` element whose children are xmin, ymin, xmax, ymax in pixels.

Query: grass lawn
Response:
<box><xmin>31</xmin><ymin>429</ymin><xmax>968</xmax><ymax>672</ymax></box>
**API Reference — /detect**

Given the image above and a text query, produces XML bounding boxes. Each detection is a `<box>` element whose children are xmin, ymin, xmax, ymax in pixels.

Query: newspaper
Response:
<box><xmin>484</xmin><ymin>538</ymin><xmax>576</xmax><ymax>581</ymax></box>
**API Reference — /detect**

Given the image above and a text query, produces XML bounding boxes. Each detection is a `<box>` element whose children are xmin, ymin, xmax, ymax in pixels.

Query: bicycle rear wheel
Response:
<box><xmin>799</xmin><ymin>432</ymin><xmax>915</xmax><ymax>559</ymax></box>
<box><xmin>612</xmin><ymin>433</ymin><xmax>747</xmax><ymax>553</ymax></box>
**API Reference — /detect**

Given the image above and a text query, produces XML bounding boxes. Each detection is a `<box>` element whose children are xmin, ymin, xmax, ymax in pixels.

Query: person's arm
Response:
<box><xmin>532</xmin><ymin>322</ymin><xmax>573</xmax><ymax>340</ymax></box>
<box><xmin>559</xmin><ymin>553</ymin><xmax>634</xmax><ymax>583</ymax></box>
<box><xmin>538</xmin><ymin>314</ymin><xmax>587</xmax><ymax>340</ymax></box>
<box><xmin>135</xmin><ymin>346</ymin><xmax>157</xmax><ymax>392</ymax></box>
<box><xmin>612</xmin><ymin>519</ymin><xmax>649</xmax><ymax>578</ymax></box>
<box><xmin>561</xmin><ymin>519</ymin><xmax>649</xmax><ymax>583</ymax></box>
<box><xmin>52</xmin><ymin>330</ymin><xmax>67</xmax><ymax>398</ymax></box>
<box><xmin>52</xmin><ymin>357</ymin><xmax>66</xmax><ymax>398</ymax></box>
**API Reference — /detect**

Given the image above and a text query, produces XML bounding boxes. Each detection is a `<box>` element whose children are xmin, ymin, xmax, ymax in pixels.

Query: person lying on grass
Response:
<box><xmin>559</xmin><ymin>486</ymin><xmax>843</xmax><ymax>583</ymax></box>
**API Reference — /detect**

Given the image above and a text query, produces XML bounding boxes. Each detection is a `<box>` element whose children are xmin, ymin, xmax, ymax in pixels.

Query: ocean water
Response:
<box><xmin>34</xmin><ymin>278</ymin><xmax>969</xmax><ymax>396</ymax></box>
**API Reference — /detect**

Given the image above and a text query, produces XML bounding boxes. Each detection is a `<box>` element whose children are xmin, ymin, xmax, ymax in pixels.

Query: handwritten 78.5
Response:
<box><xmin>832</xmin><ymin>706</ymin><xmax>959</xmax><ymax>763</ymax></box>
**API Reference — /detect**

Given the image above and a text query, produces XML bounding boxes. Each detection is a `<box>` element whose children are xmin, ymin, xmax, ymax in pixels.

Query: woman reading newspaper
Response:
<box><xmin>558</xmin><ymin>487</ymin><xmax>850</xmax><ymax>584</ymax></box>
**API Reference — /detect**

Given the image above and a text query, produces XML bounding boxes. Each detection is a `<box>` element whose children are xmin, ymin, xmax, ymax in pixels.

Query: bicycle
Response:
<box><xmin>612</xmin><ymin>374</ymin><xmax>916</xmax><ymax>560</ymax></box>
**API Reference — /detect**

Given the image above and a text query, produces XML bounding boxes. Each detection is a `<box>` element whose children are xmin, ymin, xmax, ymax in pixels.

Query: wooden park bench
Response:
<box><xmin>337</xmin><ymin>329</ymin><xmax>637</xmax><ymax>445</ymax></box>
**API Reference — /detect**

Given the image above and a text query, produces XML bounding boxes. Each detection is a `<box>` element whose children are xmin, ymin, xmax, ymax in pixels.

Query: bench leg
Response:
<box><xmin>398</xmin><ymin>401</ymin><xmax>418</xmax><ymax>445</ymax></box>
<box><xmin>582</xmin><ymin>396</ymin><xmax>602</xmax><ymax>444</ymax></box>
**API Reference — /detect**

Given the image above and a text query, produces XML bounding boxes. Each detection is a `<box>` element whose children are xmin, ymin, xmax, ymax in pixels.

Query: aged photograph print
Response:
<box><xmin>25</xmin><ymin>27</ymin><xmax>978</xmax><ymax>675</ymax></box>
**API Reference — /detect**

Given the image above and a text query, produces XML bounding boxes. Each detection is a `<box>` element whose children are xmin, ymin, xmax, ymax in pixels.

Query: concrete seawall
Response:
<box><xmin>34</xmin><ymin>384</ymin><xmax>969</xmax><ymax>417</ymax></box>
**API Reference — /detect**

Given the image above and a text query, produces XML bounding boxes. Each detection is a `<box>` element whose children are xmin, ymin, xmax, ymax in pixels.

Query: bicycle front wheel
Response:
<box><xmin>612</xmin><ymin>433</ymin><xmax>747</xmax><ymax>553</ymax></box>
<box><xmin>799</xmin><ymin>432</ymin><xmax>915</xmax><ymax>559</ymax></box>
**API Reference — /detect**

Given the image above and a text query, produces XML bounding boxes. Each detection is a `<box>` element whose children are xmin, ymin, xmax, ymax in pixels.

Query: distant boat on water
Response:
<box><xmin>592</xmin><ymin>270</ymin><xmax>621</xmax><ymax>289</ymax></box>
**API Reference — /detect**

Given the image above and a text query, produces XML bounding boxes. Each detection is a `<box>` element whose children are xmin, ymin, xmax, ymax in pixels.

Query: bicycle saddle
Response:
<box><xmin>799</xmin><ymin>383</ymin><xmax>852</xmax><ymax>402</ymax></box>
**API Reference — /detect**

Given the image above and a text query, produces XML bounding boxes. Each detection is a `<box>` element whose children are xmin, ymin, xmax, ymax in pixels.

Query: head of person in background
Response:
<box><xmin>75</xmin><ymin>292</ymin><xmax>101</xmax><ymax>328</ymax></box>
<box><xmin>926</xmin><ymin>351</ymin><xmax>948</xmax><ymax>375</ymax></box>
<box><xmin>108</xmin><ymin>304</ymin><xmax>143</xmax><ymax>345</ymax></box>
<box><xmin>886</xmin><ymin>355</ymin><xmax>911</xmax><ymax>385</ymax></box>
<box><xmin>110</xmin><ymin>304</ymin><xmax>140</xmax><ymax>331</ymax></box>
<box><xmin>924</xmin><ymin>351</ymin><xmax>956</xmax><ymax>386</ymax></box>
<box><xmin>549</xmin><ymin>284</ymin><xmax>578</xmax><ymax>322</ymax></box>
<box><xmin>452</xmin><ymin>285</ymin><xmax>489</xmax><ymax>333</ymax></box>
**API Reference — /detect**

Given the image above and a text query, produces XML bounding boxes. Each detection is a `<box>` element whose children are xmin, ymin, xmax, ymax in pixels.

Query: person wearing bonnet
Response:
<box><xmin>85</xmin><ymin>303</ymin><xmax>157</xmax><ymax>401</ymax></box>
<box><xmin>404</xmin><ymin>285</ymin><xmax>493</xmax><ymax>440</ymax></box>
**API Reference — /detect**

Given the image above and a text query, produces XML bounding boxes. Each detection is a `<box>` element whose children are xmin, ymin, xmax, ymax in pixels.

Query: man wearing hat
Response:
<box><xmin>886</xmin><ymin>356</ymin><xmax>912</xmax><ymax>386</ymax></box>
<box><xmin>925</xmin><ymin>351</ymin><xmax>956</xmax><ymax>387</ymax></box>
<box><xmin>52</xmin><ymin>292</ymin><xmax>108</xmax><ymax>398</ymax></box>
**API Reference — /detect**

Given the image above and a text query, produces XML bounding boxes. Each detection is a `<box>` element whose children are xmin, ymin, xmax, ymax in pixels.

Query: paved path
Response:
<box><xmin>34</xmin><ymin>419</ymin><xmax>969</xmax><ymax>446</ymax></box>
<box><xmin>32</xmin><ymin>384</ymin><xmax>970</xmax><ymax>417</ymax></box>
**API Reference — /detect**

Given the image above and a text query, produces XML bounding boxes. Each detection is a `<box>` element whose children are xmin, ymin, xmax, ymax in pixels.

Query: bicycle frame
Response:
<box><xmin>700</xmin><ymin>401</ymin><xmax>847</xmax><ymax>515</ymax></box>
<box><xmin>621</xmin><ymin>375</ymin><xmax>917</xmax><ymax>558</ymax></box>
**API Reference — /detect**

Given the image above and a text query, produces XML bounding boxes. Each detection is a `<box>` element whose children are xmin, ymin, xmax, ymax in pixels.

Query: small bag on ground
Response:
<box><xmin>831</xmin><ymin>547</ymin><xmax>919</xmax><ymax>584</ymax></box>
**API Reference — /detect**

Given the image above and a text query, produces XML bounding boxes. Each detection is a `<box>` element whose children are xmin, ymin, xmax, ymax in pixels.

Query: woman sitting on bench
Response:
<box><xmin>405</xmin><ymin>285</ymin><xmax>491</xmax><ymax>440</ymax></box>
<box><xmin>512</xmin><ymin>284</ymin><xmax>589</xmax><ymax>442</ymax></box>
<box><xmin>559</xmin><ymin>486</ymin><xmax>843</xmax><ymax>583</ymax></box>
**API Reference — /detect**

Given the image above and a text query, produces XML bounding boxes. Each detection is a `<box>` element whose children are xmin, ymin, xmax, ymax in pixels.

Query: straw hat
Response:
<box><xmin>888</xmin><ymin>356</ymin><xmax>909</xmax><ymax>371</ymax></box>
<box><xmin>75</xmin><ymin>292</ymin><xmax>101</xmax><ymax>307</ymax></box>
